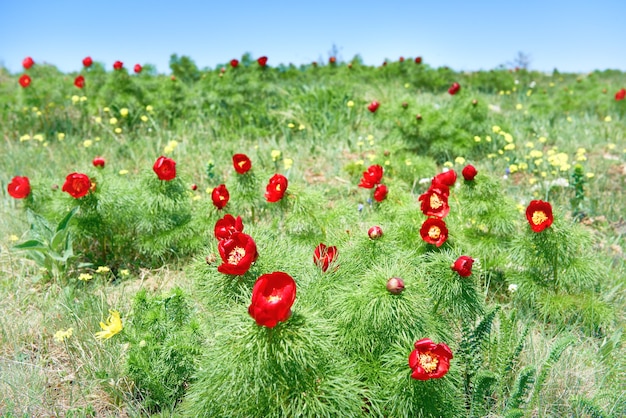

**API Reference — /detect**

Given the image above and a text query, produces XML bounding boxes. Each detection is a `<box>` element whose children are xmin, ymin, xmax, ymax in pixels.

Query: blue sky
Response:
<box><xmin>1</xmin><ymin>0</ymin><xmax>625</xmax><ymax>74</ymax></box>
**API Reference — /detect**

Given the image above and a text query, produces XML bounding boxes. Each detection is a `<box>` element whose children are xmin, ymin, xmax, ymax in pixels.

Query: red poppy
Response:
<box><xmin>113</xmin><ymin>61</ymin><xmax>123</xmax><ymax>70</ymax></box>
<box><xmin>374</xmin><ymin>184</ymin><xmax>388</xmax><ymax>202</ymax></box>
<box><xmin>451</xmin><ymin>256</ymin><xmax>474</xmax><ymax>277</ymax></box>
<box><xmin>92</xmin><ymin>156</ymin><xmax>105</xmax><ymax>168</ymax></box>
<box><xmin>525</xmin><ymin>200</ymin><xmax>553</xmax><ymax>232</ymax></box>
<box><xmin>62</xmin><ymin>172</ymin><xmax>91</xmax><ymax>199</ymax></box>
<box><xmin>615</xmin><ymin>88</ymin><xmax>626</xmax><ymax>101</ymax></box>
<box><xmin>265</xmin><ymin>174</ymin><xmax>288</xmax><ymax>202</ymax></box>
<box><xmin>313</xmin><ymin>243</ymin><xmax>338</xmax><ymax>272</ymax></box>
<box><xmin>82</xmin><ymin>56</ymin><xmax>93</xmax><ymax>67</ymax></box>
<box><xmin>415</xmin><ymin>56</ymin><xmax>422</xmax><ymax>64</ymax></box>
<box><xmin>232</xmin><ymin>153</ymin><xmax>252</xmax><ymax>174</ymax></box>
<box><xmin>432</xmin><ymin>169</ymin><xmax>457</xmax><ymax>188</ymax></box>
<box><xmin>7</xmin><ymin>176</ymin><xmax>31</xmax><ymax>199</ymax></box>
<box><xmin>408</xmin><ymin>338</ymin><xmax>453</xmax><ymax>380</ymax></box>
<box><xmin>257</xmin><ymin>56</ymin><xmax>268</xmax><ymax>67</ymax></box>
<box><xmin>248</xmin><ymin>272</ymin><xmax>296</xmax><ymax>328</ymax></box>
<box><xmin>153</xmin><ymin>156</ymin><xmax>176</xmax><ymax>181</ymax></box>
<box><xmin>358</xmin><ymin>164</ymin><xmax>384</xmax><ymax>189</ymax></box>
<box><xmin>74</xmin><ymin>75</ymin><xmax>85</xmax><ymax>89</ymax></box>
<box><xmin>22</xmin><ymin>56</ymin><xmax>34</xmax><ymax>70</ymax></box>
<box><xmin>368</xmin><ymin>225</ymin><xmax>383</xmax><ymax>240</ymax></box>
<box><xmin>462</xmin><ymin>164</ymin><xmax>478</xmax><ymax>181</ymax></box>
<box><xmin>19</xmin><ymin>74</ymin><xmax>31</xmax><ymax>88</ymax></box>
<box><xmin>418</xmin><ymin>185</ymin><xmax>450</xmax><ymax>218</ymax></box>
<box><xmin>230</xmin><ymin>59</ymin><xmax>239</xmax><ymax>68</ymax></box>
<box><xmin>214</xmin><ymin>214</ymin><xmax>244</xmax><ymax>240</ymax></box>
<box><xmin>211</xmin><ymin>184</ymin><xmax>230</xmax><ymax>209</ymax></box>
<box><xmin>367</xmin><ymin>100</ymin><xmax>380</xmax><ymax>113</ymax></box>
<box><xmin>217</xmin><ymin>232</ymin><xmax>258</xmax><ymax>275</ymax></box>
<box><xmin>419</xmin><ymin>218</ymin><xmax>448</xmax><ymax>247</ymax></box>
<box><xmin>134</xmin><ymin>64</ymin><xmax>142</xmax><ymax>74</ymax></box>
<box><xmin>448</xmin><ymin>82</ymin><xmax>461</xmax><ymax>95</ymax></box>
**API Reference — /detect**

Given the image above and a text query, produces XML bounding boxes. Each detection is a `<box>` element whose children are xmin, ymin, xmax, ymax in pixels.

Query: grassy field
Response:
<box><xmin>1</xmin><ymin>57</ymin><xmax>625</xmax><ymax>417</ymax></box>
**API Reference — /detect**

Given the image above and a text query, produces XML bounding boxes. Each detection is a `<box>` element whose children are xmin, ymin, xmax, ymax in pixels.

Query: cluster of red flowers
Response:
<box><xmin>418</xmin><ymin>170</ymin><xmax>456</xmax><ymax>247</ymax></box>
<box><xmin>358</xmin><ymin>164</ymin><xmax>388</xmax><ymax>202</ymax></box>
<box><xmin>213</xmin><ymin>214</ymin><xmax>258</xmax><ymax>275</ymax></box>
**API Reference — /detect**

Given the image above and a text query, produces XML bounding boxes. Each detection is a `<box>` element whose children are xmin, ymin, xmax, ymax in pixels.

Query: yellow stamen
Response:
<box><xmin>428</xmin><ymin>226</ymin><xmax>441</xmax><ymax>239</ymax></box>
<box><xmin>532</xmin><ymin>210</ymin><xmax>548</xmax><ymax>225</ymax></box>
<box><xmin>419</xmin><ymin>351</ymin><xmax>439</xmax><ymax>373</ymax></box>
<box><xmin>227</xmin><ymin>247</ymin><xmax>245</xmax><ymax>264</ymax></box>
<box><xmin>430</xmin><ymin>193</ymin><xmax>443</xmax><ymax>209</ymax></box>
<box><xmin>276</xmin><ymin>184</ymin><xmax>281</xmax><ymax>192</ymax></box>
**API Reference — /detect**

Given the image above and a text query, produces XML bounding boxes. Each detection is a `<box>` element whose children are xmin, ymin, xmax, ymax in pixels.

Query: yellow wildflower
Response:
<box><xmin>271</xmin><ymin>150</ymin><xmax>281</xmax><ymax>161</ymax></box>
<box><xmin>283</xmin><ymin>158</ymin><xmax>293</xmax><ymax>170</ymax></box>
<box><xmin>119</xmin><ymin>169</ymin><xmax>129</xmax><ymax>175</ymax></box>
<box><xmin>455</xmin><ymin>156</ymin><xmax>466</xmax><ymax>165</ymax></box>
<box><xmin>71</xmin><ymin>95</ymin><xmax>80</xmax><ymax>104</ymax></box>
<box><xmin>405</xmin><ymin>159</ymin><xmax>412</xmax><ymax>166</ymax></box>
<box><xmin>103</xmin><ymin>107</ymin><xmax>110</xmax><ymax>113</ymax></box>
<box><xmin>347</xmin><ymin>100</ymin><xmax>354</xmax><ymax>108</ymax></box>
<box><xmin>404</xmin><ymin>83</ymin><xmax>410</xmax><ymax>89</ymax></box>
<box><xmin>120</xmin><ymin>108</ymin><xmax>129</xmax><ymax>117</ymax></box>
<box><xmin>485</xmin><ymin>135</ymin><xmax>492</xmax><ymax>142</ymax></box>
<box><xmin>492</xmin><ymin>125</ymin><xmax>501</xmax><ymax>133</ymax></box>
<box><xmin>298</xmin><ymin>124</ymin><xmax>305</xmax><ymax>131</ymax></box>
<box><xmin>78</xmin><ymin>273</ymin><xmax>93</xmax><ymax>281</ymax></box>
<box><xmin>33</xmin><ymin>134</ymin><xmax>44</xmax><ymax>142</ymax></box>
<box><xmin>474</xmin><ymin>136</ymin><xmax>481</xmax><ymax>142</ymax></box>
<box><xmin>54</xmin><ymin>328</ymin><xmax>73</xmax><ymax>343</ymax></box>
<box><xmin>504</xmin><ymin>133</ymin><xmax>513</xmax><ymax>143</ymax></box>
<box><xmin>585</xmin><ymin>172</ymin><xmax>594</xmax><ymax>178</ymax></box>
<box><xmin>525</xmin><ymin>142</ymin><xmax>534</xmax><ymax>148</ymax></box>
<box><xmin>287</xmin><ymin>123</ymin><xmax>295</xmax><ymax>129</ymax></box>
<box><xmin>607</xmin><ymin>143</ymin><xmax>616</xmax><ymax>150</ymax></box>
<box><xmin>80</xmin><ymin>96</ymin><xmax>87</xmax><ymax>102</ymax></box>
<box><xmin>120</xmin><ymin>269</ymin><xmax>130</xmax><ymax>277</ymax></box>
<box><xmin>146</xmin><ymin>105</ymin><xmax>154</xmax><ymax>112</ymax></box>
<box><xmin>109</xmin><ymin>117</ymin><xmax>118</xmax><ymax>125</ymax></box>
<box><xmin>94</xmin><ymin>116</ymin><xmax>102</xmax><ymax>124</ymax></box>
<box><xmin>96</xmin><ymin>266</ymin><xmax>110</xmax><ymax>273</ymax></box>
<box><xmin>19</xmin><ymin>134</ymin><xmax>31</xmax><ymax>142</ymax></box>
<box><xmin>367</xmin><ymin>153</ymin><xmax>376</xmax><ymax>162</ymax></box>
<box><xmin>509</xmin><ymin>164</ymin><xmax>518</xmax><ymax>173</ymax></box>
<box><xmin>443</xmin><ymin>161</ymin><xmax>453</xmax><ymax>168</ymax></box>
<box><xmin>141</xmin><ymin>115</ymin><xmax>148</xmax><ymax>122</ymax></box>
<box><xmin>504</xmin><ymin>143</ymin><xmax>516</xmax><ymax>151</ymax></box>
<box><xmin>114</xmin><ymin>128</ymin><xmax>122</xmax><ymax>134</ymax></box>
<box><xmin>57</xmin><ymin>133</ymin><xmax>65</xmax><ymax>141</ymax></box>
<box><xmin>95</xmin><ymin>310</ymin><xmax>123</xmax><ymax>340</ymax></box>
<box><xmin>83</xmin><ymin>140</ymin><xmax>93</xmax><ymax>148</ymax></box>
<box><xmin>516</xmin><ymin>104</ymin><xmax>523</xmax><ymax>110</ymax></box>
<box><xmin>9</xmin><ymin>234</ymin><xmax>19</xmax><ymax>242</ymax></box>
<box><xmin>538</xmin><ymin>136</ymin><xmax>547</xmax><ymax>143</ymax></box>
<box><xmin>356</xmin><ymin>159</ymin><xmax>364</xmax><ymax>165</ymax></box>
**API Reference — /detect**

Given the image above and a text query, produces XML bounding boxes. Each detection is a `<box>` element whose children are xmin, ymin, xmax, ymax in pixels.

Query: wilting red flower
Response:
<box><xmin>214</xmin><ymin>214</ymin><xmax>244</xmax><ymax>240</ymax></box>
<box><xmin>8</xmin><ymin>176</ymin><xmax>31</xmax><ymax>199</ymax></box>
<box><xmin>153</xmin><ymin>156</ymin><xmax>176</xmax><ymax>181</ymax></box>
<box><xmin>418</xmin><ymin>185</ymin><xmax>450</xmax><ymax>218</ymax></box>
<box><xmin>22</xmin><ymin>57</ymin><xmax>34</xmax><ymax>70</ymax></box>
<box><xmin>432</xmin><ymin>169</ymin><xmax>457</xmax><ymax>188</ymax></box>
<box><xmin>113</xmin><ymin>61</ymin><xmax>123</xmax><ymax>70</ymax></box>
<box><xmin>448</xmin><ymin>82</ymin><xmax>461</xmax><ymax>95</ymax></box>
<box><xmin>374</xmin><ymin>184</ymin><xmax>388</xmax><ymax>202</ymax></box>
<box><xmin>358</xmin><ymin>164</ymin><xmax>384</xmax><ymax>189</ymax></box>
<box><xmin>217</xmin><ymin>232</ymin><xmax>258</xmax><ymax>275</ymax></box>
<box><xmin>257</xmin><ymin>56</ymin><xmax>268</xmax><ymax>67</ymax></box>
<box><xmin>451</xmin><ymin>256</ymin><xmax>474</xmax><ymax>277</ymax></box>
<box><xmin>419</xmin><ymin>218</ymin><xmax>448</xmax><ymax>247</ymax></box>
<box><xmin>62</xmin><ymin>172</ymin><xmax>91</xmax><ymax>198</ymax></box>
<box><xmin>265</xmin><ymin>174</ymin><xmax>288</xmax><ymax>202</ymax></box>
<box><xmin>615</xmin><ymin>88</ymin><xmax>626</xmax><ymax>101</ymax></box>
<box><xmin>74</xmin><ymin>75</ymin><xmax>85</xmax><ymax>89</ymax></box>
<box><xmin>248</xmin><ymin>272</ymin><xmax>296</xmax><ymax>328</ymax></box>
<box><xmin>415</xmin><ymin>56</ymin><xmax>422</xmax><ymax>64</ymax></box>
<box><xmin>230</xmin><ymin>59</ymin><xmax>239</xmax><ymax>68</ymax></box>
<box><xmin>134</xmin><ymin>64</ymin><xmax>142</xmax><ymax>74</ymax></box>
<box><xmin>368</xmin><ymin>225</ymin><xmax>383</xmax><ymax>240</ymax></box>
<box><xmin>82</xmin><ymin>56</ymin><xmax>93</xmax><ymax>67</ymax></box>
<box><xmin>232</xmin><ymin>153</ymin><xmax>252</xmax><ymax>174</ymax></box>
<box><xmin>313</xmin><ymin>243</ymin><xmax>338</xmax><ymax>272</ymax></box>
<box><xmin>19</xmin><ymin>74</ymin><xmax>31</xmax><ymax>88</ymax></box>
<box><xmin>92</xmin><ymin>156</ymin><xmax>105</xmax><ymax>168</ymax></box>
<box><xmin>409</xmin><ymin>338</ymin><xmax>453</xmax><ymax>380</ymax></box>
<box><xmin>367</xmin><ymin>100</ymin><xmax>380</xmax><ymax>113</ymax></box>
<box><xmin>211</xmin><ymin>184</ymin><xmax>230</xmax><ymax>209</ymax></box>
<box><xmin>525</xmin><ymin>200</ymin><xmax>553</xmax><ymax>232</ymax></box>
<box><xmin>462</xmin><ymin>164</ymin><xmax>478</xmax><ymax>181</ymax></box>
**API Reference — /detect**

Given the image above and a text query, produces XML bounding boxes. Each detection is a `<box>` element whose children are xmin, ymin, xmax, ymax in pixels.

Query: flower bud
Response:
<box><xmin>386</xmin><ymin>277</ymin><xmax>405</xmax><ymax>294</ymax></box>
<box><xmin>368</xmin><ymin>225</ymin><xmax>383</xmax><ymax>240</ymax></box>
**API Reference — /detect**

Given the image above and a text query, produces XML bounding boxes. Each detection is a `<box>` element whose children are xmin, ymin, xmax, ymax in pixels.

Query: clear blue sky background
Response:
<box><xmin>1</xmin><ymin>0</ymin><xmax>625</xmax><ymax>74</ymax></box>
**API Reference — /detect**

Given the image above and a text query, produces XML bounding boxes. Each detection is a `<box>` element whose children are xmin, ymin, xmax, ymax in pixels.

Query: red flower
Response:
<box><xmin>92</xmin><ymin>156</ymin><xmax>105</xmax><ymax>168</ymax></box>
<box><xmin>386</xmin><ymin>277</ymin><xmax>405</xmax><ymax>294</ymax></box>
<box><xmin>257</xmin><ymin>56</ymin><xmax>268</xmax><ymax>67</ymax></box>
<box><xmin>62</xmin><ymin>172</ymin><xmax>91</xmax><ymax>199</ymax></box>
<box><xmin>113</xmin><ymin>61</ymin><xmax>123</xmax><ymax>70</ymax></box>
<box><xmin>432</xmin><ymin>169</ymin><xmax>457</xmax><ymax>188</ymax></box>
<box><xmin>74</xmin><ymin>75</ymin><xmax>85</xmax><ymax>89</ymax></box>
<box><xmin>374</xmin><ymin>184</ymin><xmax>388</xmax><ymax>202</ymax></box>
<box><xmin>248</xmin><ymin>272</ymin><xmax>296</xmax><ymax>328</ymax></box>
<box><xmin>22</xmin><ymin>57</ymin><xmax>34</xmax><ymax>70</ymax></box>
<box><xmin>615</xmin><ymin>88</ymin><xmax>626</xmax><ymax>101</ymax></box>
<box><xmin>399</xmin><ymin>56</ymin><xmax>405</xmax><ymax>63</ymax></box>
<box><xmin>448</xmin><ymin>82</ymin><xmax>461</xmax><ymax>95</ymax></box>
<box><xmin>134</xmin><ymin>64</ymin><xmax>142</xmax><ymax>74</ymax></box>
<box><xmin>211</xmin><ymin>184</ymin><xmax>230</xmax><ymax>209</ymax></box>
<box><xmin>214</xmin><ymin>214</ymin><xmax>244</xmax><ymax>240</ymax></box>
<box><xmin>367</xmin><ymin>100</ymin><xmax>380</xmax><ymax>113</ymax></box>
<box><xmin>419</xmin><ymin>218</ymin><xmax>448</xmax><ymax>247</ymax></box>
<box><xmin>82</xmin><ymin>56</ymin><xmax>93</xmax><ymax>67</ymax></box>
<box><xmin>217</xmin><ymin>232</ymin><xmax>258</xmax><ymax>275</ymax></box>
<box><xmin>7</xmin><ymin>176</ymin><xmax>31</xmax><ymax>199</ymax></box>
<box><xmin>153</xmin><ymin>156</ymin><xmax>176</xmax><ymax>181</ymax></box>
<box><xmin>313</xmin><ymin>243</ymin><xmax>338</xmax><ymax>272</ymax></box>
<box><xmin>368</xmin><ymin>225</ymin><xmax>383</xmax><ymax>240</ymax></box>
<box><xmin>230</xmin><ymin>59</ymin><xmax>239</xmax><ymax>68</ymax></box>
<box><xmin>415</xmin><ymin>56</ymin><xmax>422</xmax><ymax>64</ymax></box>
<box><xmin>358</xmin><ymin>164</ymin><xmax>384</xmax><ymax>189</ymax></box>
<box><xmin>525</xmin><ymin>200</ymin><xmax>553</xmax><ymax>232</ymax></box>
<box><xmin>418</xmin><ymin>185</ymin><xmax>450</xmax><ymax>218</ymax></box>
<box><xmin>19</xmin><ymin>74</ymin><xmax>31</xmax><ymax>88</ymax></box>
<box><xmin>232</xmin><ymin>153</ymin><xmax>252</xmax><ymax>174</ymax></box>
<box><xmin>265</xmin><ymin>174</ymin><xmax>288</xmax><ymax>202</ymax></box>
<box><xmin>451</xmin><ymin>256</ymin><xmax>474</xmax><ymax>277</ymax></box>
<box><xmin>329</xmin><ymin>56</ymin><xmax>336</xmax><ymax>65</ymax></box>
<box><xmin>462</xmin><ymin>164</ymin><xmax>478</xmax><ymax>181</ymax></box>
<box><xmin>408</xmin><ymin>338</ymin><xmax>453</xmax><ymax>380</ymax></box>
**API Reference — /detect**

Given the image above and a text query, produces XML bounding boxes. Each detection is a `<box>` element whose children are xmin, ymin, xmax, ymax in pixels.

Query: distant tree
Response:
<box><xmin>505</xmin><ymin>51</ymin><xmax>532</xmax><ymax>70</ymax></box>
<box><xmin>169</xmin><ymin>54</ymin><xmax>201</xmax><ymax>83</ymax></box>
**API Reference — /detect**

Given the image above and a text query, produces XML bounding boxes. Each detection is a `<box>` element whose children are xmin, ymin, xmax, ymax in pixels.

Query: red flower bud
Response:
<box><xmin>92</xmin><ymin>156</ymin><xmax>105</xmax><ymax>168</ymax></box>
<box><xmin>451</xmin><ymin>256</ymin><xmax>474</xmax><ymax>277</ymax></box>
<box><xmin>386</xmin><ymin>277</ymin><xmax>405</xmax><ymax>294</ymax></box>
<box><xmin>368</xmin><ymin>225</ymin><xmax>383</xmax><ymax>240</ymax></box>
<box><xmin>8</xmin><ymin>176</ymin><xmax>31</xmax><ymax>199</ymax></box>
<box><xmin>153</xmin><ymin>156</ymin><xmax>176</xmax><ymax>181</ymax></box>
<box><xmin>367</xmin><ymin>100</ymin><xmax>380</xmax><ymax>113</ymax></box>
<box><xmin>448</xmin><ymin>82</ymin><xmax>461</xmax><ymax>95</ymax></box>
<box><xmin>462</xmin><ymin>164</ymin><xmax>478</xmax><ymax>181</ymax></box>
<box><xmin>82</xmin><ymin>56</ymin><xmax>93</xmax><ymax>68</ymax></box>
<box><xmin>22</xmin><ymin>56</ymin><xmax>34</xmax><ymax>70</ymax></box>
<box><xmin>211</xmin><ymin>184</ymin><xmax>230</xmax><ymax>209</ymax></box>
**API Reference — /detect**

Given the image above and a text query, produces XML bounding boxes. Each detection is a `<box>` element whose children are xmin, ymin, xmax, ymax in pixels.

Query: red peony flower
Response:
<box><xmin>153</xmin><ymin>156</ymin><xmax>176</xmax><ymax>181</ymax></box>
<box><xmin>214</xmin><ymin>214</ymin><xmax>244</xmax><ymax>240</ymax></box>
<box><xmin>265</xmin><ymin>174</ymin><xmax>288</xmax><ymax>202</ymax></box>
<box><xmin>419</xmin><ymin>218</ymin><xmax>448</xmax><ymax>247</ymax></box>
<box><xmin>615</xmin><ymin>88</ymin><xmax>626</xmax><ymax>101</ymax></box>
<box><xmin>134</xmin><ymin>64</ymin><xmax>142</xmax><ymax>74</ymax></box>
<box><xmin>7</xmin><ymin>176</ymin><xmax>31</xmax><ymax>199</ymax></box>
<box><xmin>415</xmin><ymin>56</ymin><xmax>422</xmax><ymax>64</ymax></box>
<box><xmin>374</xmin><ymin>184</ymin><xmax>388</xmax><ymax>202</ymax></box>
<box><xmin>525</xmin><ymin>200</ymin><xmax>553</xmax><ymax>232</ymax></box>
<box><xmin>74</xmin><ymin>75</ymin><xmax>85</xmax><ymax>89</ymax></box>
<box><xmin>62</xmin><ymin>172</ymin><xmax>91</xmax><ymax>199</ymax></box>
<box><xmin>313</xmin><ymin>243</ymin><xmax>338</xmax><ymax>273</ymax></box>
<box><xmin>418</xmin><ymin>185</ymin><xmax>450</xmax><ymax>218</ymax></box>
<box><xmin>232</xmin><ymin>153</ymin><xmax>252</xmax><ymax>174</ymax></box>
<box><xmin>432</xmin><ymin>169</ymin><xmax>457</xmax><ymax>188</ymax></box>
<box><xmin>217</xmin><ymin>232</ymin><xmax>258</xmax><ymax>275</ymax></box>
<box><xmin>462</xmin><ymin>164</ymin><xmax>478</xmax><ymax>181</ymax></box>
<box><xmin>451</xmin><ymin>255</ymin><xmax>474</xmax><ymax>277</ymax></box>
<box><xmin>113</xmin><ymin>61</ymin><xmax>123</xmax><ymax>70</ymax></box>
<box><xmin>367</xmin><ymin>100</ymin><xmax>380</xmax><ymax>113</ymax></box>
<box><xmin>22</xmin><ymin>56</ymin><xmax>34</xmax><ymax>70</ymax></box>
<box><xmin>448</xmin><ymin>82</ymin><xmax>461</xmax><ymax>95</ymax></box>
<box><xmin>211</xmin><ymin>184</ymin><xmax>230</xmax><ymax>209</ymax></box>
<box><xmin>368</xmin><ymin>225</ymin><xmax>383</xmax><ymax>240</ymax></box>
<box><xmin>248</xmin><ymin>272</ymin><xmax>296</xmax><ymax>328</ymax></box>
<box><xmin>19</xmin><ymin>74</ymin><xmax>31</xmax><ymax>88</ymax></box>
<box><xmin>399</xmin><ymin>56</ymin><xmax>405</xmax><ymax>63</ymax></box>
<box><xmin>257</xmin><ymin>56</ymin><xmax>268</xmax><ymax>67</ymax></box>
<box><xmin>408</xmin><ymin>338</ymin><xmax>453</xmax><ymax>380</ymax></box>
<box><xmin>83</xmin><ymin>56</ymin><xmax>93</xmax><ymax>67</ymax></box>
<box><xmin>230</xmin><ymin>59</ymin><xmax>239</xmax><ymax>68</ymax></box>
<box><xmin>92</xmin><ymin>156</ymin><xmax>105</xmax><ymax>168</ymax></box>
<box><xmin>329</xmin><ymin>56</ymin><xmax>336</xmax><ymax>65</ymax></box>
<box><xmin>386</xmin><ymin>277</ymin><xmax>405</xmax><ymax>294</ymax></box>
<box><xmin>358</xmin><ymin>164</ymin><xmax>384</xmax><ymax>189</ymax></box>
